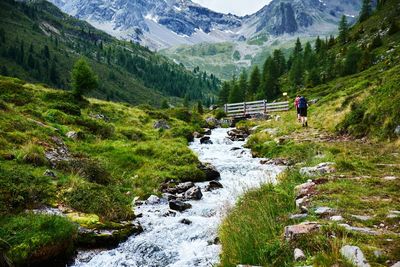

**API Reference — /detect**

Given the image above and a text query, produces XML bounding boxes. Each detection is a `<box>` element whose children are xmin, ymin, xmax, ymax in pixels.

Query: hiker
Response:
<box><xmin>294</xmin><ymin>95</ymin><xmax>301</xmax><ymax>122</ymax></box>
<box><xmin>298</xmin><ymin>96</ymin><xmax>308</xmax><ymax>127</ymax></box>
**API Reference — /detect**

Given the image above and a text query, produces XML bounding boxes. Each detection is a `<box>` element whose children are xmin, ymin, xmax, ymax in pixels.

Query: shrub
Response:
<box><xmin>44</xmin><ymin>109</ymin><xmax>74</xmax><ymax>125</ymax></box>
<box><xmin>76</xmin><ymin>117</ymin><xmax>115</xmax><ymax>139</ymax></box>
<box><xmin>171</xmin><ymin>126</ymin><xmax>194</xmax><ymax>142</ymax></box>
<box><xmin>0</xmin><ymin>166</ymin><xmax>54</xmax><ymax>214</ymax></box>
<box><xmin>17</xmin><ymin>143</ymin><xmax>47</xmax><ymax>167</ymax></box>
<box><xmin>49</xmin><ymin>102</ymin><xmax>81</xmax><ymax>116</ymax></box>
<box><xmin>0</xmin><ymin>80</ymin><xmax>33</xmax><ymax>106</ymax></box>
<box><xmin>58</xmin><ymin>158</ymin><xmax>111</xmax><ymax>185</ymax></box>
<box><xmin>63</xmin><ymin>183</ymin><xmax>133</xmax><ymax>221</ymax></box>
<box><xmin>214</xmin><ymin>109</ymin><xmax>226</xmax><ymax>120</ymax></box>
<box><xmin>119</xmin><ymin>128</ymin><xmax>147</xmax><ymax>141</ymax></box>
<box><xmin>169</xmin><ymin>108</ymin><xmax>192</xmax><ymax>122</ymax></box>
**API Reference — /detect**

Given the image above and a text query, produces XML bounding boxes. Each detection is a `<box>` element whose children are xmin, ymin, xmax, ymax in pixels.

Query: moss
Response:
<box><xmin>66</xmin><ymin>212</ymin><xmax>101</xmax><ymax>228</ymax></box>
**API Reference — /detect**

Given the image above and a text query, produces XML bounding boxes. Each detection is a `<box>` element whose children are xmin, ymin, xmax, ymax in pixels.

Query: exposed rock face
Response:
<box><xmin>184</xmin><ymin>186</ymin><xmax>203</xmax><ymax>200</ymax></box>
<box><xmin>300</xmin><ymin>162</ymin><xmax>336</xmax><ymax>177</ymax></box>
<box><xmin>153</xmin><ymin>120</ymin><xmax>170</xmax><ymax>130</ymax></box>
<box><xmin>45</xmin><ymin>137</ymin><xmax>71</xmax><ymax>167</ymax></box>
<box><xmin>198</xmin><ymin>162</ymin><xmax>221</xmax><ymax>181</ymax></box>
<box><xmin>340</xmin><ymin>245</ymin><xmax>370</xmax><ymax>267</ymax></box>
<box><xmin>169</xmin><ymin>200</ymin><xmax>192</xmax><ymax>212</ymax></box>
<box><xmin>284</xmin><ymin>222</ymin><xmax>320</xmax><ymax>240</ymax></box>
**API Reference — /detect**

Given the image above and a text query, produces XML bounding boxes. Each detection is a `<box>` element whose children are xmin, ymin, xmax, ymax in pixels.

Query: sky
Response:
<box><xmin>191</xmin><ymin>0</ymin><xmax>272</xmax><ymax>16</ymax></box>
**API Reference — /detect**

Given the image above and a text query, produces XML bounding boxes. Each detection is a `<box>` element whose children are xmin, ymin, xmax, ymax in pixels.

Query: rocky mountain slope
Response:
<box><xmin>49</xmin><ymin>0</ymin><xmax>363</xmax><ymax>50</ymax></box>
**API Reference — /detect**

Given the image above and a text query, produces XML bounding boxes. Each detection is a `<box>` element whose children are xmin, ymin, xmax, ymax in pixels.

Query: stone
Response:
<box><xmin>315</xmin><ymin>207</ymin><xmax>334</xmax><ymax>216</ymax></box>
<box><xmin>387</xmin><ymin>210</ymin><xmax>400</xmax><ymax>219</ymax></box>
<box><xmin>90</xmin><ymin>113</ymin><xmax>110</xmax><ymax>122</ymax></box>
<box><xmin>373</xmin><ymin>250</ymin><xmax>384</xmax><ymax>258</ymax></box>
<box><xmin>263</xmin><ymin>128</ymin><xmax>279</xmax><ymax>136</ymax></box>
<box><xmin>351</xmin><ymin>215</ymin><xmax>373</xmax><ymax>221</ymax></box>
<box><xmin>231</xmin><ymin>147</ymin><xmax>241</xmax><ymax>151</ymax></box>
<box><xmin>383</xmin><ymin>176</ymin><xmax>397</xmax><ymax>181</ymax></box>
<box><xmin>43</xmin><ymin>169</ymin><xmax>57</xmax><ymax>178</ymax></box>
<box><xmin>184</xmin><ymin>186</ymin><xmax>203</xmax><ymax>200</ymax></box>
<box><xmin>199</xmin><ymin>162</ymin><xmax>221</xmax><ymax>181</ymax></box>
<box><xmin>193</xmin><ymin>132</ymin><xmax>203</xmax><ymax>138</ymax></box>
<box><xmin>294</xmin><ymin>248</ymin><xmax>306</xmax><ymax>261</ymax></box>
<box><xmin>340</xmin><ymin>245</ymin><xmax>370</xmax><ymax>267</ymax></box>
<box><xmin>206</xmin><ymin>117</ymin><xmax>220</xmax><ymax>128</ymax></box>
<box><xmin>295</xmin><ymin>196</ymin><xmax>308</xmax><ymax>208</ymax></box>
<box><xmin>391</xmin><ymin>262</ymin><xmax>400</xmax><ymax>267</ymax></box>
<box><xmin>169</xmin><ymin>200</ymin><xmax>192</xmax><ymax>212</ymax></box>
<box><xmin>203</xmin><ymin>128</ymin><xmax>212</xmax><ymax>135</ymax></box>
<box><xmin>200</xmin><ymin>136</ymin><xmax>213</xmax><ymax>145</ymax></box>
<box><xmin>275</xmin><ymin>115</ymin><xmax>281</xmax><ymax>121</ymax></box>
<box><xmin>209</xmin><ymin>105</ymin><xmax>218</xmax><ymax>111</ymax></box>
<box><xmin>294</xmin><ymin>181</ymin><xmax>315</xmax><ymax>198</ymax></box>
<box><xmin>175</xmin><ymin>182</ymin><xmax>195</xmax><ymax>194</ymax></box>
<box><xmin>146</xmin><ymin>195</ymin><xmax>160</xmax><ymax>205</ymax></box>
<box><xmin>179</xmin><ymin>218</ymin><xmax>192</xmax><ymax>225</ymax></box>
<box><xmin>300</xmin><ymin>162</ymin><xmax>336</xmax><ymax>177</ymax></box>
<box><xmin>206</xmin><ymin>180</ymin><xmax>223</xmax><ymax>191</ymax></box>
<box><xmin>330</xmin><ymin>215</ymin><xmax>344</xmax><ymax>221</ymax></box>
<box><xmin>153</xmin><ymin>120</ymin><xmax>170</xmax><ymax>130</ymax></box>
<box><xmin>394</xmin><ymin>126</ymin><xmax>400</xmax><ymax>136</ymax></box>
<box><xmin>223</xmin><ymin>138</ymin><xmax>234</xmax><ymax>145</ymax></box>
<box><xmin>339</xmin><ymin>224</ymin><xmax>379</xmax><ymax>235</ymax></box>
<box><xmin>45</xmin><ymin>138</ymin><xmax>70</xmax><ymax>167</ymax></box>
<box><xmin>66</xmin><ymin>131</ymin><xmax>78</xmax><ymax>140</ymax></box>
<box><xmin>227</xmin><ymin>129</ymin><xmax>249</xmax><ymax>141</ymax></box>
<box><xmin>290</xmin><ymin>214</ymin><xmax>308</xmax><ymax>220</ymax></box>
<box><xmin>284</xmin><ymin>222</ymin><xmax>320</xmax><ymax>240</ymax></box>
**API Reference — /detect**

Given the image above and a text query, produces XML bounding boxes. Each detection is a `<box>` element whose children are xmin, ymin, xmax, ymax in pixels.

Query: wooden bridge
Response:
<box><xmin>224</xmin><ymin>100</ymin><xmax>289</xmax><ymax>118</ymax></box>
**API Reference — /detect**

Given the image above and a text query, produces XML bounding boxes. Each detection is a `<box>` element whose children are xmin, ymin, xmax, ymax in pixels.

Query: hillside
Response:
<box><xmin>218</xmin><ymin>0</ymin><xmax>400</xmax><ymax>266</ymax></box>
<box><xmin>0</xmin><ymin>75</ymin><xmax>215</xmax><ymax>265</ymax></box>
<box><xmin>0</xmin><ymin>0</ymin><xmax>219</xmax><ymax>106</ymax></box>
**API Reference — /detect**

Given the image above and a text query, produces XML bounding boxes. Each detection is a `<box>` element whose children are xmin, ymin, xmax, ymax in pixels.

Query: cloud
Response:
<box><xmin>192</xmin><ymin>0</ymin><xmax>271</xmax><ymax>16</ymax></box>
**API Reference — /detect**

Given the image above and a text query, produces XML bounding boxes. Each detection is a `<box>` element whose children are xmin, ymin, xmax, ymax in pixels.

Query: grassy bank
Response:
<box><xmin>0</xmin><ymin>75</ymin><xmax>207</xmax><ymax>264</ymax></box>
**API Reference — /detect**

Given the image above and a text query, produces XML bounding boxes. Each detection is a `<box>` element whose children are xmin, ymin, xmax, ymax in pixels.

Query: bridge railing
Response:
<box><xmin>224</xmin><ymin>100</ymin><xmax>289</xmax><ymax>118</ymax></box>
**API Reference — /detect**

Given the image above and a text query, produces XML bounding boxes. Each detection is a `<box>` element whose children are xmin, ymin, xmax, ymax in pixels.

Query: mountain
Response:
<box><xmin>49</xmin><ymin>0</ymin><xmax>363</xmax><ymax>50</ymax></box>
<box><xmin>0</xmin><ymin>0</ymin><xmax>220</xmax><ymax>105</ymax></box>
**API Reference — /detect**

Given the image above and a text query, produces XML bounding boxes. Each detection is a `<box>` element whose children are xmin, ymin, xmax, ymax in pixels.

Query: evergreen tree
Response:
<box><xmin>71</xmin><ymin>58</ymin><xmax>98</xmax><ymax>98</ymax></box>
<box><xmin>1</xmin><ymin>66</ymin><xmax>8</xmax><ymax>76</ymax></box>
<box><xmin>161</xmin><ymin>99</ymin><xmax>169</xmax><ymax>109</ymax></box>
<box><xmin>315</xmin><ymin>36</ymin><xmax>323</xmax><ymax>54</ymax></box>
<box><xmin>49</xmin><ymin>62</ymin><xmax>58</xmax><ymax>84</ymax></box>
<box><xmin>289</xmin><ymin>58</ymin><xmax>304</xmax><ymax>88</ymax></box>
<box><xmin>183</xmin><ymin>94</ymin><xmax>190</xmax><ymax>108</ymax></box>
<box><xmin>359</xmin><ymin>0</ymin><xmax>372</xmax><ymax>22</ymax></box>
<box><xmin>259</xmin><ymin>56</ymin><xmax>280</xmax><ymax>100</ymax></box>
<box><xmin>197</xmin><ymin>100</ymin><xmax>204</xmax><ymax>114</ymax></box>
<box><xmin>43</xmin><ymin>45</ymin><xmax>50</xmax><ymax>58</ymax></box>
<box><xmin>228</xmin><ymin>83</ymin><xmax>244</xmax><ymax>103</ymax></box>
<box><xmin>27</xmin><ymin>53</ymin><xmax>35</xmax><ymax>69</ymax></box>
<box><xmin>238</xmin><ymin>71</ymin><xmax>248</xmax><ymax>101</ymax></box>
<box><xmin>0</xmin><ymin>28</ymin><xmax>5</xmax><ymax>43</ymax></box>
<box><xmin>248</xmin><ymin>66</ymin><xmax>261</xmax><ymax>101</ymax></box>
<box><xmin>343</xmin><ymin>45</ymin><xmax>362</xmax><ymax>76</ymax></box>
<box><xmin>306</xmin><ymin>68</ymin><xmax>321</xmax><ymax>87</ymax></box>
<box><xmin>272</xmin><ymin>49</ymin><xmax>286</xmax><ymax>77</ymax></box>
<box><xmin>338</xmin><ymin>15</ymin><xmax>349</xmax><ymax>44</ymax></box>
<box><xmin>303</xmin><ymin>42</ymin><xmax>314</xmax><ymax>71</ymax></box>
<box><xmin>218</xmin><ymin>81</ymin><xmax>230</xmax><ymax>104</ymax></box>
<box><xmin>293</xmin><ymin>38</ymin><xmax>303</xmax><ymax>58</ymax></box>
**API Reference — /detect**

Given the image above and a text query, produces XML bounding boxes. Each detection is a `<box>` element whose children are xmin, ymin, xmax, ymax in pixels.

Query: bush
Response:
<box><xmin>63</xmin><ymin>183</ymin><xmax>133</xmax><ymax>221</ymax></box>
<box><xmin>171</xmin><ymin>126</ymin><xmax>194</xmax><ymax>142</ymax></box>
<box><xmin>214</xmin><ymin>109</ymin><xmax>226</xmax><ymax>120</ymax></box>
<box><xmin>119</xmin><ymin>128</ymin><xmax>147</xmax><ymax>141</ymax></box>
<box><xmin>0</xmin><ymin>80</ymin><xmax>33</xmax><ymax>106</ymax></box>
<box><xmin>0</xmin><ymin>166</ymin><xmax>54</xmax><ymax>214</ymax></box>
<box><xmin>17</xmin><ymin>143</ymin><xmax>47</xmax><ymax>167</ymax></box>
<box><xmin>76</xmin><ymin>117</ymin><xmax>115</xmax><ymax>139</ymax></box>
<box><xmin>169</xmin><ymin>108</ymin><xmax>192</xmax><ymax>122</ymax></box>
<box><xmin>45</xmin><ymin>109</ymin><xmax>75</xmax><ymax>125</ymax></box>
<box><xmin>57</xmin><ymin>158</ymin><xmax>111</xmax><ymax>185</ymax></box>
<box><xmin>49</xmin><ymin>102</ymin><xmax>81</xmax><ymax>116</ymax></box>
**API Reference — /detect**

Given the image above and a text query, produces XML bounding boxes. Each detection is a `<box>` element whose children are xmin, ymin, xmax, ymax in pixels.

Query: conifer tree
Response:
<box><xmin>218</xmin><ymin>81</ymin><xmax>231</xmax><ymax>104</ymax></box>
<box><xmin>238</xmin><ymin>71</ymin><xmax>248</xmax><ymax>101</ymax></box>
<box><xmin>183</xmin><ymin>94</ymin><xmax>190</xmax><ymax>108</ymax></box>
<box><xmin>338</xmin><ymin>15</ymin><xmax>349</xmax><ymax>44</ymax></box>
<box><xmin>228</xmin><ymin>83</ymin><xmax>244</xmax><ymax>103</ymax></box>
<box><xmin>197</xmin><ymin>100</ymin><xmax>204</xmax><ymax>114</ymax></box>
<box><xmin>259</xmin><ymin>56</ymin><xmax>280</xmax><ymax>100</ymax></box>
<box><xmin>161</xmin><ymin>99</ymin><xmax>169</xmax><ymax>109</ymax></box>
<box><xmin>71</xmin><ymin>58</ymin><xmax>98</xmax><ymax>98</ymax></box>
<box><xmin>343</xmin><ymin>45</ymin><xmax>362</xmax><ymax>76</ymax></box>
<box><xmin>248</xmin><ymin>66</ymin><xmax>261</xmax><ymax>101</ymax></box>
<box><xmin>359</xmin><ymin>0</ymin><xmax>372</xmax><ymax>22</ymax></box>
<box><xmin>272</xmin><ymin>49</ymin><xmax>286</xmax><ymax>77</ymax></box>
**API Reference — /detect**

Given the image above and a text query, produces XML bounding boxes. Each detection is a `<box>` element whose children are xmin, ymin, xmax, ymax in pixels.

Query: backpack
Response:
<box><xmin>299</xmin><ymin>97</ymin><xmax>307</xmax><ymax>108</ymax></box>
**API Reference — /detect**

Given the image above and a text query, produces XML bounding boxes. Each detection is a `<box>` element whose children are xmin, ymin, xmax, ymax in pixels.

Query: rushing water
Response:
<box><xmin>72</xmin><ymin>128</ymin><xmax>284</xmax><ymax>267</ymax></box>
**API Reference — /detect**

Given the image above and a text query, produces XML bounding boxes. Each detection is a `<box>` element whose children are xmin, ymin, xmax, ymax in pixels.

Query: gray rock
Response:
<box><xmin>175</xmin><ymin>182</ymin><xmax>195</xmax><ymax>194</ymax></box>
<box><xmin>206</xmin><ymin>180</ymin><xmax>223</xmax><ymax>191</ymax></box>
<box><xmin>146</xmin><ymin>195</ymin><xmax>160</xmax><ymax>205</ymax></box>
<box><xmin>200</xmin><ymin>136</ymin><xmax>213</xmax><ymax>145</ymax></box>
<box><xmin>169</xmin><ymin>200</ymin><xmax>192</xmax><ymax>212</ymax></box>
<box><xmin>263</xmin><ymin>128</ymin><xmax>279</xmax><ymax>136</ymax></box>
<box><xmin>184</xmin><ymin>186</ymin><xmax>203</xmax><ymax>200</ymax></box>
<box><xmin>203</xmin><ymin>128</ymin><xmax>212</xmax><ymax>135</ymax></box>
<box><xmin>193</xmin><ymin>132</ymin><xmax>203</xmax><ymax>139</ymax></box>
<box><xmin>373</xmin><ymin>250</ymin><xmax>384</xmax><ymax>258</ymax></box>
<box><xmin>66</xmin><ymin>131</ymin><xmax>78</xmax><ymax>140</ymax></box>
<box><xmin>284</xmin><ymin>222</ymin><xmax>320</xmax><ymax>240</ymax></box>
<box><xmin>383</xmin><ymin>176</ymin><xmax>398</xmax><ymax>181</ymax></box>
<box><xmin>294</xmin><ymin>248</ymin><xmax>306</xmax><ymax>261</ymax></box>
<box><xmin>391</xmin><ymin>262</ymin><xmax>400</xmax><ymax>267</ymax></box>
<box><xmin>394</xmin><ymin>126</ymin><xmax>400</xmax><ymax>136</ymax></box>
<box><xmin>351</xmin><ymin>215</ymin><xmax>373</xmax><ymax>221</ymax></box>
<box><xmin>179</xmin><ymin>218</ymin><xmax>192</xmax><ymax>225</ymax></box>
<box><xmin>153</xmin><ymin>120</ymin><xmax>170</xmax><ymax>130</ymax></box>
<box><xmin>340</xmin><ymin>245</ymin><xmax>370</xmax><ymax>267</ymax></box>
<box><xmin>206</xmin><ymin>117</ymin><xmax>219</xmax><ymax>128</ymax></box>
<box><xmin>339</xmin><ymin>224</ymin><xmax>379</xmax><ymax>235</ymax></box>
<box><xmin>387</xmin><ymin>210</ymin><xmax>400</xmax><ymax>219</ymax></box>
<box><xmin>43</xmin><ymin>169</ymin><xmax>57</xmax><ymax>178</ymax></box>
<box><xmin>290</xmin><ymin>214</ymin><xmax>308</xmax><ymax>220</ymax></box>
<box><xmin>300</xmin><ymin>162</ymin><xmax>336</xmax><ymax>177</ymax></box>
<box><xmin>199</xmin><ymin>162</ymin><xmax>221</xmax><ymax>181</ymax></box>
<box><xmin>315</xmin><ymin>206</ymin><xmax>334</xmax><ymax>216</ymax></box>
<box><xmin>294</xmin><ymin>181</ymin><xmax>315</xmax><ymax>197</ymax></box>
<box><xmin>330</xmin><ymin>215</ymin><xmax>344</xmax><ymax>221</ymax></box>
<box><xmin>274</xmin><ymin>115</ymin><xmax>281</xmax><ymax>121</ymax></box>
<box><xmin>295</xmin><ymin>196</ymin><xmax>308</xmax><ymax>208</ymax></box>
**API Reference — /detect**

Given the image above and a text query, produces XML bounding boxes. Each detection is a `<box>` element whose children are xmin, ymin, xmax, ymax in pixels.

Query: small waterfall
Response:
<box><xmin>71</xmin><ymin>128</ymin><xmax>284</xmax><ymax>267</ymax></box>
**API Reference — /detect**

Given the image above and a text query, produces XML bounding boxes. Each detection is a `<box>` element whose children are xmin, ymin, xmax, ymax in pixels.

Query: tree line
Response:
<box><xmin>218</xmin><ymin>0</ymin><xmax>392</xmax><ymax>104</ymax></box>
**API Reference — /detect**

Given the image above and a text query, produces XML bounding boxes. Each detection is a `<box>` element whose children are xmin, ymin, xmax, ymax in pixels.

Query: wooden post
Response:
<box><xmin>224</xmin><ymin>104</ymin><xmax>227</xmax><ymax>114</ymax></box>
<box><xmin>244</xmin><ymin>102</ymin><xmax>247</xmax><ymax>116</ymax></box>
<box><xmin>263</xmin><ymin>99</ymin><xmax>267</xmax><ymax>114</ymax></box>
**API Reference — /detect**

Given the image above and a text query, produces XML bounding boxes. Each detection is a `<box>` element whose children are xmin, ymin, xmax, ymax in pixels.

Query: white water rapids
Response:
<box><xmin>71</xmin><ymin>128</ymin><xmax>284</xmax><ymax>267</ymax></box>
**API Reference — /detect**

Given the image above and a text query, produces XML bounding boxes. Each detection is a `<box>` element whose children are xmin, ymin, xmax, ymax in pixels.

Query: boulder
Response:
<box><xmin>146</xmin><ymin>195</ymin><xmax>160</xmax><ymax>205</ymax></box>
<box><xmin>339</xmin><ymin>224</ymin><xmax>379</xmax><ymax>235</ymax></box>
<box><xmin>43</xmin><ymin>169</ymin><xmax>57</xmax><ymax>178</ymax></box>
<box><xmin>179</xmin><ymin>219</ymin><xmax>192</xmax><ymax>225</ymax></box>
<box><xmin>391</xmin><ymin>262</ymin><xmax>400</xmax><ymax>267</ymax></box>
<box><xmin>45</xmin><ymin>137</ymin><xmax>70</xmax><ymax>167</ymax></box>
<box><xmin>330</xmin><ymin>215</ymin><xmax>344</xmax><ymax>221</ymax></box>
<box><xmin>153</xmin><ymin>120</ymin><xmax>170</xmax><ymax>130</ymax></box>
<box><xmin>175</xmin><ymin>182</ymin><xmax>195</xmax><ymax>194</ymax></box>
<box><xmin>395</xmin><ymin>126</ymin><xmax>400</xmax><ymax>136</ymax></box>
<box><xmin>206</xmin><ymin>181</ymin><xmax>223</xmax><ymax>191</ymax></box>
<box><xmin>315</xmin><ymin>207</ymin><xmax>335</xmax><ymax>216</ymax></box>
<box><xmin>284</xmin><ymin>222</ymin><xmax>320</xmax><ymax>240</ymax></box>
<box><xmin>169</xmin><ymin>200</ymin><xmax>192</xmax><ymax>212</ymax></box>
<box><xmin>200</xmin><ymin>136</ymin><xmax>213</xmax><ymax>145</ymax></box>
<box><xmin>199</xmin><ymin>162</ymin><xmax>221</xmax><ymax>181</ymax></box>
<box><xmin>294</xmin><ymin>248</ymin><xmax>306</xmax><ymax>261</ymax></box>
<box><xmin>193</xmin><ymin>132</ymin><xmax>203</xmax><ymax>139</ymax></box>
<box><xmin>227</xmin><ymin>129</ymin><xmax>249</xmax><ymax>141</ymax></box>
<box><xmin>66</xmin><ymin>131</ymin><xmax>78</xmax><ymax>140</ymax></box>
<box><xmin>294</xmin><ymin>181</ymin><xmax>315</xmax><ymax>198</ymax></box>
<box><xmin>340</xmin><ymin>245</ymin><xmax>370</xmax><ymax>267</ymax></box>
<box><xmin>184</xmin><ymin>186</ymin><xmax>203</xmax><ymax>200</ymax></box>
<box><xmin>203</xmin><ymin>128</ymin><xmax>212</xmax><ymax>135</ymax></box>
<box><xmin>206</xmin><ymin>117</ymin><xmax>219</xmax><ymax>128</ymax></box>
<box><xmin>300</xmin><ymin>162</ymin><xmax>336</xmax><ymax>177</ymax></box>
